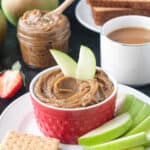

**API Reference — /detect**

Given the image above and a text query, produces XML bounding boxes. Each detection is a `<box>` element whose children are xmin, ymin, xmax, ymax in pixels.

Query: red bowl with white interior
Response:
<box><xmin>29</xmin><ymin>66</ymin><xmax>117</xmax><ymax>144</ymax></box>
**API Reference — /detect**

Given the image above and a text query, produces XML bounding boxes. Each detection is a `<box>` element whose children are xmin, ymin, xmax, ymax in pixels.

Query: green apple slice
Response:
<box><xmin>145</xmin><ymin>143</ymin><xmax>150</xmax><ymax>147</ymax></box>
<box><xmin>145</xmin><ymin>131</ymin><xmax>150</xmax><ymax>147</ymax></box>
<box><xmin>76</xmin><ymin>45</ymin><xmax>96</xmax><ymax>80</ymax></box>
<box><xmin>50</xmin><ymin>50</ymin><xmax>77</xmax><ymax>78</ymax></box>
<box><xmin>127</xmin><ymin>147</ymin><xmax>144</xmax><ymax>150</ymax></box>
<box><xmin>78</xmin><ymin>113</ymin><xmax>132</xmax><ymax>146</ymax></box>
<box><xmin>126</xmin><ymin>115</ymin><xmax>150</xmax><ymax>136</ymax></box>
<box><xmin>118</xmin><ymin>95</ymin><xmax>145</xmax><ymax>119</ymax></box>
<box><xmin>83</xmin><ymin>132</ymin><xmax>148</xmax><ymax>150</ymax></box>
<box><xmin>131</xmin><ymin>103</ymin><xmax>150</xmax><ymax>128</ymax></box>
<box><xmin>128</xmin><ymin>98</ymin><xmax>144</xmax><ymax>119</ymax></box>
<box><xmin>117</xmin><ymin>95</ymin><xmax>135</xmax><ymax>115</ymax></box>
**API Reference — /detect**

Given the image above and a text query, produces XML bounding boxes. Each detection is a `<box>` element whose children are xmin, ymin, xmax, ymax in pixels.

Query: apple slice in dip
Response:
<box><xmin>51</xmin><ymin>50</ymin><xmax>77</xmax><ymax>78</ymax></box>
<box><xmin>33</xmin><ymin>46</ymin><xmax>114</xmax><ymax>108</ymax></box>
<box><xmin>50</xmin><ymin>45</ymin><xmax>96</xmax><ymax>80</ymax></box>
<box><xmin>76</xmin><ymin>45</ymin><xmax>96</xmax><ymax>80</ymax></box>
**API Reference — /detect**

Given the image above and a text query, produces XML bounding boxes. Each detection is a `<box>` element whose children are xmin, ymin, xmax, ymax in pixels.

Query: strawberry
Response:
<box><xmin>0</xmin><ymin>70</ymin><xmax>23</xmax><ymax>99</ymax></box>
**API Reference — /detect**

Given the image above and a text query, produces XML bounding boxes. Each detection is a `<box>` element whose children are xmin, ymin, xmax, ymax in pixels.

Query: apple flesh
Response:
<box><xmin>84</xmin><ymin>132</ymin><xmax>148</xmax><ymax>150</ymax></box>
<box><xmin>1</xmin><ymin>0</ymin><xmax>58</xmax><ymax>25</ymax></box>
<box><xmin>126</xmin><ymin>115</ymin><xmax>150</xmax><ymax>136</ymax></box>
<box><xmin>50</xmin><ymin>50</ymin><xmax>77</xmax><ymax>78</ymax></box>
<box><xmin>118</xmin><ymin>95</ymin><xmax>144</xmax><ymax>119</ymax></box>
<box><xmin>145</xmin><ymin>131</ymin><xmax>150</xmax><ymax>147</ymax></box>
<box><xmin>127</xmin><ymin>147</ymin><xmax>144</xmax><ymax>150</ymax></box>
<box><xmin>76</xmin><ymin>45</ymin><xmax>96</xmax><ymax>80</ymax></box>
<box><xmin>128</xmin><ymin>98</ymin><xmax>145</xmax><ymax>119</ymax></box>
<box><xmin>78</xmin><ymin>113</ymin><xmax>132</xmax><ymax>146</ymax></box>
<box><xmin>117</xmin><ymin>95</ymin><xmax>135</xmax><ymax>115</ymax></box>
<box><xmin>131</xmin><ymin>103</ymin><xmax>150</xmax><ymax>128</ymax></box>
<box><xmin>117</xmin><ymin>95</ymin><xmax>150</xmax><ymax>129</ymax></box>
<box><xmin>0</xmin><ymin>10</ymin><xmax>7</xmax><ymax>46</ymax></box>
<box><xmin>51</xmin><ymin>45</ymin><xmax>96</xmax><ymax>80</ymax></box>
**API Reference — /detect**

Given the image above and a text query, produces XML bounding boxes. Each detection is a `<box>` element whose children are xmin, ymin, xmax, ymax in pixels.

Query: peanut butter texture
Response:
<box><xmin>34</xmin><ymin>69</ymin><xmax>114</xmax><ymax>108</ymax></box>
<box><xmin>19</xmin><ymin>9</ymin><xmax>69</xmax><ymax>32</ymax></box>
<box><xmin>17</xmin><ymin>9</ymin><xmax>70</xmax><ymax>68</ymax></box>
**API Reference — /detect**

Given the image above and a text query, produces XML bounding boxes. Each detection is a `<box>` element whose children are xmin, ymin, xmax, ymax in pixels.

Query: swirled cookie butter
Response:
<box><xmin>17</xmin><ymin>9</ymin><xmax>71</xmax><ymax>68</ymax></box>
<box><xmin>34</xmin><ymin>69</ymin><xmax>114</xmax><ymax>108</ymax></box>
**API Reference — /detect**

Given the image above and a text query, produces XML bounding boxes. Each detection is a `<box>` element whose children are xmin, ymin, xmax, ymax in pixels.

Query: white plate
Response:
<box><xmin>0</xmin><ymin>84</ymin><xmax>150</xmax><ymax>150</ymax></box>
<box><xmin>75</xmin><ymin>0</ymin><xmax>101</xmax><ymax>33</ymax></box>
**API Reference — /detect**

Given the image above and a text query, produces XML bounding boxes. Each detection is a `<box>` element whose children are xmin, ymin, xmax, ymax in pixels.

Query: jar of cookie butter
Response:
<box><xmin>17</xmin><ymin>9</ymin><xmax>71</xmax><ymax>68</ymax></box>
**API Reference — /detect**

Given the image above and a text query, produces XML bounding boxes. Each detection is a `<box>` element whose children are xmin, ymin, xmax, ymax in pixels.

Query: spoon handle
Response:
<box><xmin>45</xmin><ymin>0</ymin><xmax>74</xmax><ymax>17</ymax></box>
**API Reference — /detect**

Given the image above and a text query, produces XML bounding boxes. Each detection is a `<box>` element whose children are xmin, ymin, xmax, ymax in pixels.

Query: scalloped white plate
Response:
<box><xmin>0</xmin><ymin>84</ymin><xmax>150</xmax><ymax>149</ymax></box>
<box><xmin>75</xmin><ymin>0</ymin><xmax>101</xmax><ymax>33</ymax></box>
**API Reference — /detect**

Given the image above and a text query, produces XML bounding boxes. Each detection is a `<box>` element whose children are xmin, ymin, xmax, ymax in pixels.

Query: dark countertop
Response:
<box><xmin>0</xmin><ymin>0</ymin><xmax>150</xmax><ymax>114</ymax></box>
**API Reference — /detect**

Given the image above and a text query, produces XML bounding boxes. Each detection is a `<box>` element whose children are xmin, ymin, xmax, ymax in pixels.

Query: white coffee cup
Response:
<box><xmin>101</xmin><ymin>15</ymin><xmax>150</xmax><ymax>86</ymax></box>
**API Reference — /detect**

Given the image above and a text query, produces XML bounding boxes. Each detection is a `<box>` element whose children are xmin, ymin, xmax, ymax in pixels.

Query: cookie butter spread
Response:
<box><xmin>17</xmin><ymin>9</ymin><xmax>70</xmax><ymax>68</ymax></box>
<box><xmin>34</xmin><ymin>69</ymin><xmax>114</xmax><ymax>108</ymax></box>
<box><xmin>19</xmin><ymin>9</ymin><xmax>70</xmax><ymax>32</ymax></box>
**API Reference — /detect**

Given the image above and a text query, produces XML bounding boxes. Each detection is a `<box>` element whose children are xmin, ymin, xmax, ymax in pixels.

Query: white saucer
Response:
<box><xmin>0</xmin><ymin>84</ymin><xmax>150</xmax><ymax>150</ymax></box>
<box><xmin>75</xmin><ymin>0</ymin><xmax>101</xmax><ymax>33</ymax></box>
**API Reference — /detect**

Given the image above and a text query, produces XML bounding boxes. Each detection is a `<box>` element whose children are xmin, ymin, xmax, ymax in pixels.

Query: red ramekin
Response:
<box><xmin>29</xmin><ymin>66</ymin><xmax>117</xmax><ymax>144</ymax></box>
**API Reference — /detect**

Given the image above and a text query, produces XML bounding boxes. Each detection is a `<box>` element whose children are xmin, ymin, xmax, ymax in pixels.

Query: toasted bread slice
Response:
<box><xmin>89</xmin><ymin>0</ymin><xmax>150</xmax><ymax>9</ymax></box>
<box><xmin>87</xmin><ymin>0</ymin><xmax>90</xmax><ymax>4</ymax></box>
<box><xmin>91</xmin><ymin>7</ymin><xmax>150</xmax><ymax>25</ymax></box>
<box><xmin>0</xmin><ymin>131</ymin><xmax>60</xmax><ymax>150</ymax></box>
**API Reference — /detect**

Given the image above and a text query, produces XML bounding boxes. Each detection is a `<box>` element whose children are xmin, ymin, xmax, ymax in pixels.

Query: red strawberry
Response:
<box><xmin>0</xmin><ymin>70</ymin><xmax>23</xmax><ymax>99</ymax></box>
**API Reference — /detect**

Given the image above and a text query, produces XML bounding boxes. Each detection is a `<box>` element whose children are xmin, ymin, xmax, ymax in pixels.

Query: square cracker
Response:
<box><xmin>0</xmin><ymin>131</ymin><xmax>60</xmax><ymax>150</ymax></box>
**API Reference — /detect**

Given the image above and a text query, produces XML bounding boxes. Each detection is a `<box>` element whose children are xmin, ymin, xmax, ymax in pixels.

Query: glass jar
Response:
<box><xmin>17</xmin><ymin>9</ymin><xmax>71</xmax><ymax>68</ymax></box>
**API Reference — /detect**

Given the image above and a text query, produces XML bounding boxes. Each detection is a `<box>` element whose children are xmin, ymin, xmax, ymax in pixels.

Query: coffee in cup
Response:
<box><xmin>101</xmin><ymin>15</ymin><xmax>150</xmax><ymax>85</ymax></box>
<box><xmin>107</xmin><ymin>27</ymin><xmax>150</xmax><ymax>44</ymax></box>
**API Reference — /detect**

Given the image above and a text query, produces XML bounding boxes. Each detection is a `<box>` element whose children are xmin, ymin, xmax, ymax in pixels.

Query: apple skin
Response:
<box><xmin>1</xmin><ymin>0</ymin><xmax>58</xmax><ymax>25</ymax></box>
<box><xmin>118</xmin><ymin>95</ymin><xmax>150</xmax><ymax>130</ymax></box>
<box><xmin>78</xmin><ymin>113</ymin><xmax>132</xmax><ymax>146</ymax></box>
<box><xmin>118</xmin><ymin>95</ymin><xmax>147</xmax><ymax>122</ymax></box>
<box><xmin>126</xmin><ymin>115</ymin><xmax>150</xmax><ymax>136</ymax></box>
<box><xmin>127</xmin><ymin>147</ymin><xmax>144</xmax><ymax>150</ymax></box>
<box><xmin>84</xmin><ymin>132</ymin><xmax>148</xmax><ymax>150</ymax></box>
<box><xmin>126</xmin><ymin>116</ymin><xmax>150</xmax><ymax>147</ymax></box>
<box><xmin>145</xmin><ymin>142</ymin><xmax>150</xmax><ymax>147</ymax></box>
<box><xmin>123</xmin><ymin>97</ymin><xmax>144</xmax><ymax>119</ymax></box>
<box><xmin>131</xmin><ymin>103</ymin><xmax>150</xmax><ymax>128</ymax></box>
<box><xmin>76</xmin><ymin>45</ymin><xmax>96</xmax><ymax>80</ymax></box>
<box><xmin>117</xmin><ymin>95</ymin><xmax>135</xmax><ymax>115</ymax></box>
<box><xmin>0</xmin><ymin>10</ymin><xmax>7</xmax><ymax>46</ymax></box>
<box><xmin>50</xmin><ymin>50</ymin><xmax>77</xmax><ymax>78</ymax></box>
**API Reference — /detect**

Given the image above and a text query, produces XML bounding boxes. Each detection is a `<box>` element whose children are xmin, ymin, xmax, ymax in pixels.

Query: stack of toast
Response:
<box><xmin>87</xmin><ymin>0</ymin><xmax>150</xmax><ymax>25</ymax></box>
